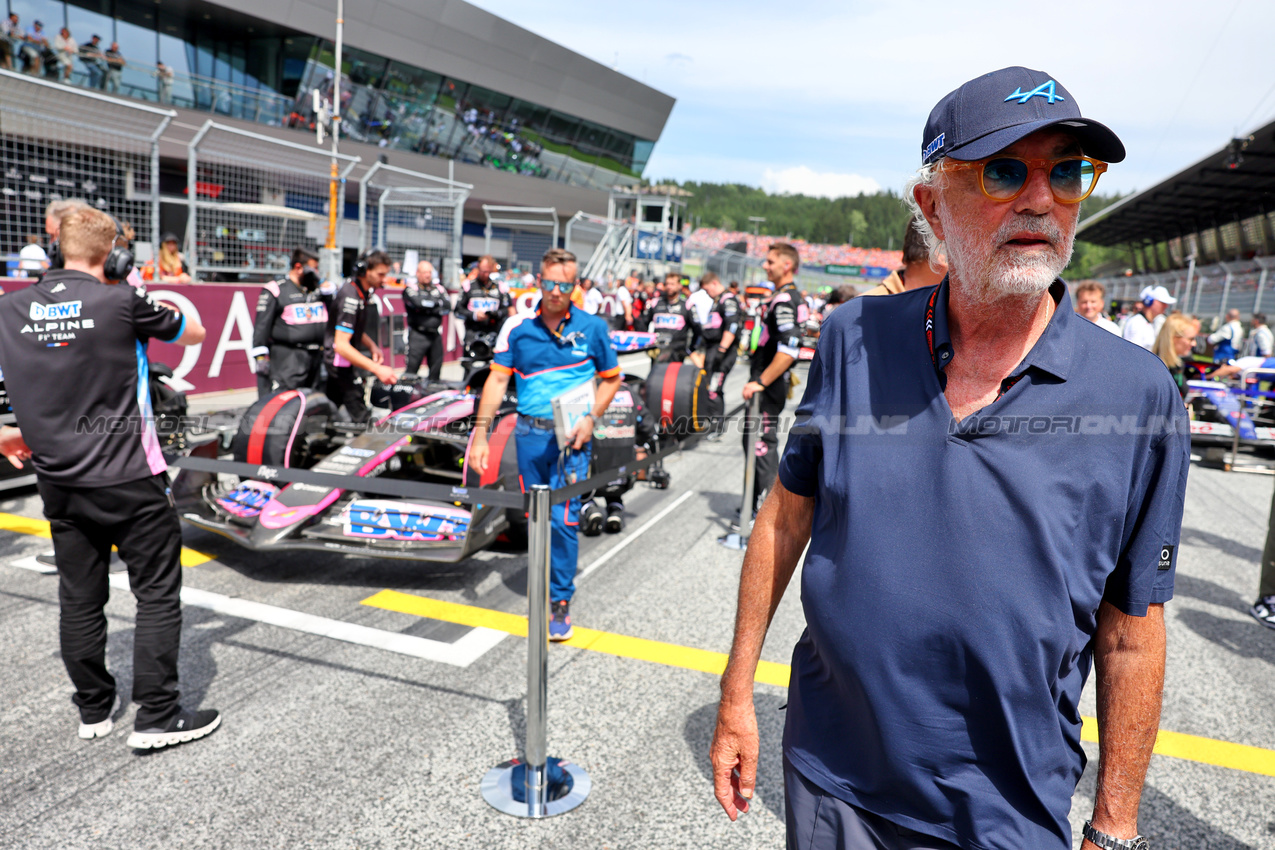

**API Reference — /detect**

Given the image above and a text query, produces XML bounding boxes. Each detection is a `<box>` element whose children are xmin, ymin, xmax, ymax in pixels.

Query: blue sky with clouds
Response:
<box><xmin>470</xmin><ymin>0</ymin><xmax>1275</xmax><ymax>200</ymax></box>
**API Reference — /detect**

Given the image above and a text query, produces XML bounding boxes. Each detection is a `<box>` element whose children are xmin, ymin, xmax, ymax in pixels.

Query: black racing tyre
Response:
<box><xmin>643</xmin><ymin>361</ymin><xmax>720</xmax><ymax>436</ymax></box>
<box><xmin>231</xmin><ymin>388</ymin><xmax>335</xmax><ymax>468</ymax></box>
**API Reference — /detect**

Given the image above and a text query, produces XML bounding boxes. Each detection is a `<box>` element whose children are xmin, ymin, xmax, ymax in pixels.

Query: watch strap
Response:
<box><xmin>1083</xmin><ymin>820</ymin><xmax>1147</xmax><ymax>850</ymax></box>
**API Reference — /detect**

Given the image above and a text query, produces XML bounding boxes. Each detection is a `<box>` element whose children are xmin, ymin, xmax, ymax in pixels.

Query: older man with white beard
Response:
<box><xmin>711</xmin><ymin>68</ymin><xmax>1189</xmax><ymax>850</ymax></box>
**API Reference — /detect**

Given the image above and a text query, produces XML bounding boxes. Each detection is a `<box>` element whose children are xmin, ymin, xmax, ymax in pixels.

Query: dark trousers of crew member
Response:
<box><xmin>38</xmin><ymin>474</ymin><xmax>184</xmax><ymax>728</ymax></box>
<box><xmin>704</xmin><ymin>346</ymin><xmax>737</xmax><ymax>396</ymax></box>
<box><xmin>655</xmin><ymin>344</ymin><xmax>691</xmax><ymax>364</ymax></box>
<box><xmin>405</xmin><ymin>328</ymin><xmax>444</xmax><ymax>381</ymax></box>
<box><xmin>744</xmin><ymin>393</ymin><xmax>786</xmax><ymax>515</ymax></box>
<box><xmin>258</xmin><ymin>345</ymin><xmax>322</xmax><ymax>398</ymax></box>
<box><xmin>1260</xmin><ymin>482</ymin><xmax>1275</xmax><ymax>600</ymax></box>
<box><xmin>326</xmin><ymin>365</ymin><xmax>369</xmax><ymax>423</ymax></box>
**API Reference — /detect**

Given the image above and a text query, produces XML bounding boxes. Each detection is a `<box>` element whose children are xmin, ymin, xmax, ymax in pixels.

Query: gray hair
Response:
<box><xmin>901</xmin><ymin>164</ymin><xmax>947</xmax><ymax>272</ymax></box>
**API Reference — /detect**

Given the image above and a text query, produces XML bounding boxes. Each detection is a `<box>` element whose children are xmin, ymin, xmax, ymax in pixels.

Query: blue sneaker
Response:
<box><xmin>549</xmin><ymin>600</ymin><xmax>574</xmax><ymax>641</ymax></box>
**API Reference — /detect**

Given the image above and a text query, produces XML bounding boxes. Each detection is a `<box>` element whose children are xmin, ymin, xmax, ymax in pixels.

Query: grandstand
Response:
<box><xmin>1077</xmin><ymin>115</ymin><xmax>1275</xmax><ymax>324</ymax></box>
<box><xmin>687</xmin><ymin>228</ymin><xmax>903</xmax><ymax>270</ymax></box>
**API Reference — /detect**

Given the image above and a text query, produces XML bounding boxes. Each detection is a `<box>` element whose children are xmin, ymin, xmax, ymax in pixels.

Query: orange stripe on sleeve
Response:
<box><xmin>490</xmin><ymin>363</ymin><xmax>514</xmax><ymax>375</ymax></box>
<box><xmin>597</xmin><ymin>366</ymin><xmax>621</xmax><ymax>378</ymax></box>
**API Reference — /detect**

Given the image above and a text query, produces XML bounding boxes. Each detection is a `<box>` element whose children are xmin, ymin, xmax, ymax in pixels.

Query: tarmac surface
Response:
<box><xmin>2</xmin><ymin>359</ymin><xmax>1275</xmax><ymax>849</ymax></box>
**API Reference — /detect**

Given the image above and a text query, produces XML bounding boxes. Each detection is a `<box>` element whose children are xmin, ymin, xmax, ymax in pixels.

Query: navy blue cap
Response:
<box><xmin>921</xmin><ymin>66</ymin><xmax>1125</xmax><ymax>166</ymax></box>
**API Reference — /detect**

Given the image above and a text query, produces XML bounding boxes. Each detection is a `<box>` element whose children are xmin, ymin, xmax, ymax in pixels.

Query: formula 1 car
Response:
<box><xmin>171</xmin><ymin>331</ymin><xmax>666</xmax><ymax>563</ymax></box>
<box><xmin>1184</xmin><ymin>366</ymin><xmax>1275</xmax><ymax>450</ymax></box>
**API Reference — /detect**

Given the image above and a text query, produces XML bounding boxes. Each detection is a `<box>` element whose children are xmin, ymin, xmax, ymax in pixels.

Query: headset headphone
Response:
<box><xmin>104</xmin><ymin>218</ymin><xmax>135</xmax><ymax>282</ymax></box>
<box><xmin>353</xmin><ymin>253</ymin><xmax>369</xmax><ymax>280</ymax></box>
<box><xmin>1142</xmin><ymin>294</ymin><xmax>1156</xmax><ymax>307</ymax></box>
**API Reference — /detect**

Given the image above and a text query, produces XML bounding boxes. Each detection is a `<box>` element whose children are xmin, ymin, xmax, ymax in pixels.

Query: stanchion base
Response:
<box><xmin>481</xmin><ymin>757</ymin><xmax>591</xmax><ymax>818</ymax></box>
<box><xmin>718</xmin><ymin>532</ymin><xmax>748</xmax><ymax>550</ymax></box>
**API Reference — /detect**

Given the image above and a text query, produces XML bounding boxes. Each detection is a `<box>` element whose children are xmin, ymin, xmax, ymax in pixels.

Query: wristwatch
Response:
<box><xmin>1083</xmin><ymin>821</ymin><xmax>1148</xmax><ymax>849</ymax></box>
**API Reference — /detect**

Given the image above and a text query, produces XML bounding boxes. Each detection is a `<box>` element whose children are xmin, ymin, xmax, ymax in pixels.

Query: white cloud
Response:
<box><xmin>761</xmin><ymin>166</ymin><xmax>881</xmax><ymax>199</ymax></box>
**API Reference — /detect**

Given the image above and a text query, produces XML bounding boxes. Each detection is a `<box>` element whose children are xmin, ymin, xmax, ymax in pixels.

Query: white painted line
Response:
<box><xmin>90</xmin><ymin>573</ymin><xmax>508</xmax><ymax>667</ymax></box>
<box><xmin>579</xmin><ymin>489</ymin><xmax>696</xmax><ymax>580</ymax></box>
<box><xmin>11</xmin><ymin>555</ymin><xmax>56</xmax><ymax>575</ymax></box>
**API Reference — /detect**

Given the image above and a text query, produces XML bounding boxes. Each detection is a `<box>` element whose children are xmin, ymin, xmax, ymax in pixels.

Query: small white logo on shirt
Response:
<box><xmin>50</xmin><ymin>283</ymin><xmax>65</xmax><ymax>294</ymax></box>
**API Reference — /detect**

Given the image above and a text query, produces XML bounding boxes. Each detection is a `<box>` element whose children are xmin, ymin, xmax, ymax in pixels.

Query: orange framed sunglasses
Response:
<box><xmin>938</xmin><ymin>156</ymin><xmax>1108</xmax><ymax>204</ymax></box>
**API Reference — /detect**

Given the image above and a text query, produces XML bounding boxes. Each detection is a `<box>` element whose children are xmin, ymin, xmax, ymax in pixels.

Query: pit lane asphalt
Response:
<box><xmin>2</xmin><ymin>362</ymin><xmax>1275</xmax><ymax>849</ymax></box>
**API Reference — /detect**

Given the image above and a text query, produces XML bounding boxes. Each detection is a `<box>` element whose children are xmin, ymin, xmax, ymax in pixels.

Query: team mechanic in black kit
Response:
<box><xmin>0</xmin><ymin>206</ymin><xmax>220</xmax><ymax>750</ymax></box>
<box><xmin>251</xmin><ymin>246</ymin><xmax>326</xmax><ymax>397</ymax></box>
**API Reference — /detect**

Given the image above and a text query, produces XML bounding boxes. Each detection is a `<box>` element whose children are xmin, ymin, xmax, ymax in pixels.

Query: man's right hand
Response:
<box><xmin>374</xmin><ymin>364</ymin><xmax>397</xmax><ymax>385</ymax></box>
<box><xmin>469</xmin><ymin>433</ymin><xmax>489</xmax><ymax>474</ymax></box>
<box><xmin>473</xmin><ymin>310</ymin><xmax>488</xmax><ymax>322</ymax></box>
<box><xmin>710</xmin><ymin>695</ymin><xmax>759</xmax><ymax>821</ymax></box>
<box><xmin>253</xmin><ymin>355</ymin><xmax>270</xmax><ymax>377</ymax></box>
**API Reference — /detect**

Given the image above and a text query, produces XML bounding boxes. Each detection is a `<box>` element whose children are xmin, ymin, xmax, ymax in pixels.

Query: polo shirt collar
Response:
<box><xmin>536</xmin><ymin>304</ymin><xmax>574</xmax><ymax>338</ymax></box>
<box><xmin>927</xmin><ymin>276</ymin><xmax>1074</xmax><ymax>383</ymax></box>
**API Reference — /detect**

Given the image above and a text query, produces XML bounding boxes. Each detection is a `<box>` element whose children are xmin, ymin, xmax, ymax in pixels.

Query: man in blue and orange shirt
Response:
<box><xmin>470</xmin><ymin>248</ymin><xmax>621</xmax><ymax>640</ymax></box>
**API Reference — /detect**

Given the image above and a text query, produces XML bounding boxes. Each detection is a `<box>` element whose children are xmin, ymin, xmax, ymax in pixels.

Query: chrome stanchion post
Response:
<box><xmin>720</xmin><ymin>394</ymin><xmax>761</xmax><ymax>550</ymax></box>
<box><xmin>481</xmin><ymin>485</ymin><xmax>591</xmax><ymax>818</ymax></box>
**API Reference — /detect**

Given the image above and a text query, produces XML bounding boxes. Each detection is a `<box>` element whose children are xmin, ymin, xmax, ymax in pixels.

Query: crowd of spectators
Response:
<box><xmin>0</xmin><ymin>17</ymin><xmax>171</xmax><ymax>103</ymax></box>
<box><xmin>686</xmin><ymin>227</ymin><xmax>903</xmax><ymax>270</ymax></box>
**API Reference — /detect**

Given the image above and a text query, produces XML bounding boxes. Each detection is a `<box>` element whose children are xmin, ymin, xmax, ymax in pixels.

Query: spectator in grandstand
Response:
<box><xmin>1074</xmin><ymin>281</ymin><xmax>1121</xmax><ymax>334</ymax></box>
<box><xmin>714</xmin><ymin>67</ymin><xmax>1188</xmax><ymax>850</ymax></box>
<box><xmin>53</xmin><ymin>27</ymin><xmax>75</xmax><ymax>83</ymax></box>
<box><xmin>864</xmin><ymin>220</ymin><xmax>946</xmax><ymax>296</ymax></box>
<box><xmin>79</xmin><ymin>34</ymin><xmax>106</xmax><ymax>89</ymax></box>
<box><xmin>1122</xmin><ymin>285</ymin><xmax>1174</xmax><ymax>349</ymax></box>
<box><xmin>0</xmin><ymin>13</ymin><xmax>17</xmax><ymax>71</ymax></box>
<box><xmin>103</xmin><ymin>41</ymin><xmax>124</xmax><ymax>93</ymax></box>
<box><xmin>324</xmin><ymin>250</ymin><xmax>397</xmax><ymax>422</ymax></box>
<box><xmin>470</xmin><ymin>248</ymin><xmax>621</xmax><ymax>641</ymax></box>
<box><xmin>1244</xmin><ymin>313</ymin><xmax>1273</xmax><ymax>358</ymax></box>
<box><xmin>1208</xmin><ymin>308</ymin><xmax>1245</xmax><ymax>363</ymax></box>
<box><xmin>251</xmin><ymin>247</ymin><xmax>326</xmax><ymax>397</ymax></box>
<box><xmin>156</xmin><ymin>234</ymin><xmax>191</xmax><ymax>283</ymax></box>
<box><xmin>18</xmin><ymin>234</ymin><xmax>48</xmax><ymax>277</ymax></box>
<box><xmin>20</xmin><ymin>19</ymin><xmax>46</xmax><ymax>76</ymax></box>
<box><xmin>156</xmin><ymin>60</ymin><xmax>174</xmax><ymax>104</ymax></box>
<box><xmin>1154</xmin><ymin>313</ymin><xmax>1206</xmax><ymax>396</ymax></box>
<box><xmin>0</xmin><ymin>206</ymin><xmax>218</xmax><ymax>751</ymax></box>
<box><xmin>402</xmin><ymin>260</ymin><xmax>451</xmax><ymax>381</ymax></box>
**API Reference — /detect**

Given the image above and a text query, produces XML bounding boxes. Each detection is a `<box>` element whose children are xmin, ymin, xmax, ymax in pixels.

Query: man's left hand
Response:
<box><xmin>0</xmin><ymin>426</ymin><xmax>31</xmax><ymax>468</ymax></box>
<box><xmin>570</xmin><ymin>414</ymin><xmax>594</xmax><ymax>450</ymax></box>
<box><xmin>741</xmin><ymin>381</ymin><xmax>764</xmax><ymax>401</ymax></box>
<box><xmin>368</xmin><ymin>342</ymin><xmax>384</xmax><ymax>365</ymax></box>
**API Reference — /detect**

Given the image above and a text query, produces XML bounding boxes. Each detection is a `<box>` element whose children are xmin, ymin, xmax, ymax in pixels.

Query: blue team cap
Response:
<box><xmin>921</xmin><ymin>66</ymin><xmax>1125</xmax><ymax>166</ymax></box>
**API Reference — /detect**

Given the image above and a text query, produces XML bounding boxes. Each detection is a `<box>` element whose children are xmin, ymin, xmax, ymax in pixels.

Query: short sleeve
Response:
<box><xmin>492</xmin><ymin>315</ymin><xmax>520</xmax><ymax>373</ymax></box>
<box><xmin>1105</xmin><ymin>408</ymin><xmax>1191</xmax><ymax>615</ymax></box>
<box><xmin>592</xmin><ymin>319</ymin><xmax>620</xmax><ymax>377</ymax></box>
<box><xmin>777</xmin><ymin>331</ymin><xmax>832</xmax><ymax>497</ymax></box>
<box><xmin>334</xmin><ymin>292</ymin><xmax>361</xmax><ymax>335</ymax></box>
<box><xmin>130</xmin><ymin>287</ymin><xmax>185</xmax><ymax>343</ymax></box>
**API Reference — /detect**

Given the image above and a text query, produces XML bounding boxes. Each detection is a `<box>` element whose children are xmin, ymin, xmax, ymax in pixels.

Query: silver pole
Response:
<box><xmin>1255</xmin><ymin>266</ymin><xmax>1269</xmax><ymax>316</ymax></box>
<box><xmin>481</xmin><ymin>484</ymin><xmax>591</xmax><ymax>817</ymax></box>
<box><xmin>1183</xmin><ymin>254</ymin><xmax>1197</xmax><ymax>315</ymax></box>
<box><xmin>524</xmin><ymin>484</ymin><xmax>551</xmax><ymax>816</ymax></box>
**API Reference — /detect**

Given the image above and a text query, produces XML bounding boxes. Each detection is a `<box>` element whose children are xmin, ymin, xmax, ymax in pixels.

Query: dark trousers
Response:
<box><xmin>1259</xmin><ymin>481</ymin><xmax>1275</xmax><ymax>600</ymax></box>
<box><xmin>258</xmin><ymin>346</ymin><xmax>322</xmax><ymax>399</ymax></box>
<box><xmin>326</xmin><ymin>366</ymin><xmax>369</xmax><ymax>423</ymax></box>
<box><xmin>38</xmin><ymin>474</ymin><xmax>184</xmax><ymax>728</ymax></box>
<box><xmin>743</xmin><ymin>393</ymin><xmax>786</xmax><ymax>513</ymax></box>
<box><xmin>785</xmin><ymin>756</ymin><xmax>961</xmax><ymax>850</ymax></box>
<box><xmin>405</xmin><ymin>328</ymin><xmax>444</xmax><ymax>381</ymax></box>
<box><xmin>704</xmin><ymin>345</ymin><xmax>737</xmax><ymax>396</ymax></box>
<box><xmin>655</xmin><ymin>344</ymin><xmax>691</xmax><ymax>364</ymax></box>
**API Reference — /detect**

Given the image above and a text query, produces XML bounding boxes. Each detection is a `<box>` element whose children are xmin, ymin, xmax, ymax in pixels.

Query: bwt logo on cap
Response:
<box><xmin>29</xmin><ymin>301</ymin><xmax>83</xmax><ymax>321</ymax></box>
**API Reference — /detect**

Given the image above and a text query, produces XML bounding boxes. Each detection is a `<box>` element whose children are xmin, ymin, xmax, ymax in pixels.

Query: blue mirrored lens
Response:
<box><xmin>1050</xmin><ymin>159</ymin><xmax>1094</xmax><ymax>200</ymax></box>
<box><xmin>982</xmin><ymin>159</ymin><xmax>1028</xmax><ymax>198</ymax></box>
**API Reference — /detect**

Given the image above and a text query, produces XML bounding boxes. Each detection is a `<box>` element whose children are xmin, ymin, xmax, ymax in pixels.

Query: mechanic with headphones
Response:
<box><xmin>323</xmin><ymin>249</ymin><xmax>397</xmax><ymax>422</ymax></box>
<box><xmin>250</xmin><ymin>246</ymin><xmax>326</xmax><ymax>398</ymax></box>
<box><xmin>454</xmin><ymin>254</ymin><xmax>511</xmax><ymax>363</ymax></box>
<box><xmin>0</xmin><ymin>206</ymin><xmax>220</xmax><ymax>750</ymax></box>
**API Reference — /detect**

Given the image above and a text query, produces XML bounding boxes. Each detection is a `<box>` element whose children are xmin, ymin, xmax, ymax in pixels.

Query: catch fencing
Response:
<box><xmin>1091</xmin><ymin>256</ymin><xmax>1275</xmax><ymax>327</ymax></box>
<box><xmin>0</xmin><ymin>69</ymin><xmax>173</xmax><ymax>267</ymax></box>
<box><xmin>358</xmin><ymin>161</ymin><xmax>470</xmax><ymax>290</ymax></box>
<box><xmin>186</xmin><ymin>120</ymin><xmax>360</xmax><ymax>280</ymax></box>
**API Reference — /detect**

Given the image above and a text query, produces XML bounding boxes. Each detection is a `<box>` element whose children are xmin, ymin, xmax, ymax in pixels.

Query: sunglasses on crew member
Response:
<box><xmin>938</xmin><ymin>156</ymin><xmax>1108</xmax><ymax>204</ymax></box>
<box><xmin>540</xmin><ymin>279</ymin><xmax>577</xmax><ymax>293</ymax></box>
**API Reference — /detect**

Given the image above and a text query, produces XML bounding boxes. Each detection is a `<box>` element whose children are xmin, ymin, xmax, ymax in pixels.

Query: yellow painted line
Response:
<box><xmin>365</xmin><ymin>588</ymin><xmax>1275</xmax><ymax>778</ymax></box>
<box><xmin>362</xmin><ymin>589</ymin><xmax>790</xmax><ymax>687</ymax></box>
<box><xmin>0</xmin><ymin>511</ymin><xmax>214</xmax><ymax>567</ymax></box>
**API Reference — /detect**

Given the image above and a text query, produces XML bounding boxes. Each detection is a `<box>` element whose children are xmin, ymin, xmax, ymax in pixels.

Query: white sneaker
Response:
<box><xmin>78</xmin><ymin>696</ymin><xmax>120</xmax><ymax>739</ymax></box>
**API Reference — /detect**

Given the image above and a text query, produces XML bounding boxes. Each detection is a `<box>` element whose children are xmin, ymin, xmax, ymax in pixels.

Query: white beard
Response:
<box><xmin>940</xmin><ymin>206</ymin><xmax>1075</xmax><ymax>305</ymax></box>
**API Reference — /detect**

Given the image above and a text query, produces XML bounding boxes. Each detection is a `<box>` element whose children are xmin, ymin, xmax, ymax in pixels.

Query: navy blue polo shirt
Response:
<box><xmin>777</xmin><ymin>279</ymin><xmax>1189</xmax><ymax>850</ymax></box>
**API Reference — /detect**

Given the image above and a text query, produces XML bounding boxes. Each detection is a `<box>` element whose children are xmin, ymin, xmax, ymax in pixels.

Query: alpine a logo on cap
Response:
<box><xmin>1004</xmin><ymin>80</ymin><xmax>1064</xmax><ymax>105</ymax></box>
<box><xmin>923</xmin><ymin>133</ymin><xmax>945</xmax><ymax>160</ymax></box>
